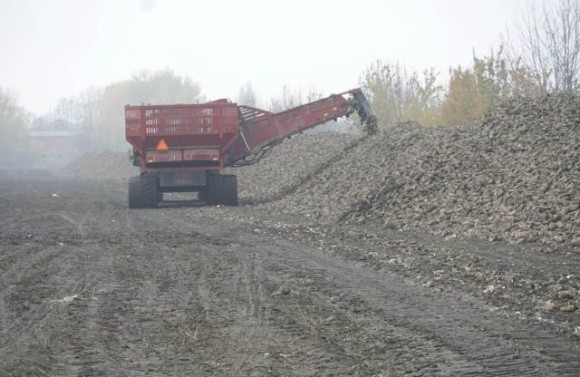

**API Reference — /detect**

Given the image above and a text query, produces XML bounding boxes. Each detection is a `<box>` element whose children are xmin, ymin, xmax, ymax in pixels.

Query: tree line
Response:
<box><xmin>362</xmin><ymin>0</ymin><xmax>580</xmax><ymax>128</ymax></box>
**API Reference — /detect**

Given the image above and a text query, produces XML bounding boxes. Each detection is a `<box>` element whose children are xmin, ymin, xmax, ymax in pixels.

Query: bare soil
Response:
<box><xmin>1</xmin><ymin>172</ymin><xmax>578</xmax><ymax>376</ymax></box>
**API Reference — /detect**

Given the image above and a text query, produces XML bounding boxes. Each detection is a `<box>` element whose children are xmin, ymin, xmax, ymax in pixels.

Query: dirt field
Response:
<box><xmin>1</xmin><ymin>170</ymin><xmax>578</xmax><ymax>376</ymax></box>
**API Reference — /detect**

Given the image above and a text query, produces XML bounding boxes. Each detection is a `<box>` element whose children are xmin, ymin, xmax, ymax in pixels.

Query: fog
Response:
<box><xmin>1</xmin><ymin>0</ymin><xmax>527</xmax><ymax>115</ymax></box>
<box><xmin>0</xmin><ymin>0</ymin><xmax>533</xmax><ymax>170</ymax></box>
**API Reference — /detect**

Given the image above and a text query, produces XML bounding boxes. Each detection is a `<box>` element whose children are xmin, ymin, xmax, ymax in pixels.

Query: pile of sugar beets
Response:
<box><xmin>63</xmin><ymin>151</ymin><xmax>139</xmax><ymax>180</ymax></box>
<box><xmin>238</xmin><ymin>95</ymin><xmax>579</xmax><ymax>252</ymax></box>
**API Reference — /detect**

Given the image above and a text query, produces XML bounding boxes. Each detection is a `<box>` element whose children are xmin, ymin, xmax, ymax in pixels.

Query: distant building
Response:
<box><xmin>26</xmin><ymin>120</ymin><xmax>91</xmax><ymax>166</ymax></box>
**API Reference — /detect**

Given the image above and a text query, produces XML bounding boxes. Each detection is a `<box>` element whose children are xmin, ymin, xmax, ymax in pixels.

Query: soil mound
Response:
<box><xmin>263</xmin><ymin>95</ymin><xmax>580</xmax><ymax>250</ymax></box>
<box><xmin>62</xmin><ymin>151</ymin><xmax>138</xmax><ymax>180</ymax></box>
<box><xmin>230</xmin><ymin>133</ymin><xmax>355</xmax><ymax>204</ymax></box>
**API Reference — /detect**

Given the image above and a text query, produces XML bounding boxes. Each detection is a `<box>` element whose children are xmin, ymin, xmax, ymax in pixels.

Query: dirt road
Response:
<box><xmin>1</xmin><ymin>173</ymin><xmax>579</xmax><ymax>376</ymax></box>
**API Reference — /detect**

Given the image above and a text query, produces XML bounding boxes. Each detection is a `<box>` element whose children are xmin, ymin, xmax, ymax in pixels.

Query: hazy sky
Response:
<box><xmin>0</xmin><ymin>0</ymin><xmax>530</xmax><ymax>114</ymax></box>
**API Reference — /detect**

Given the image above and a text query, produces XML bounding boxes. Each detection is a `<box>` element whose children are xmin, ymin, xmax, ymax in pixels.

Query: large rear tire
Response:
<box><xmin>207</xmin><ymin>174</ymin><xmax>238</xmax><ymax>206</ymax></box>
<box><xmin>128</xmin><ymin>174</ymin><xmax>160</xmax><ymax>208</ymax></box>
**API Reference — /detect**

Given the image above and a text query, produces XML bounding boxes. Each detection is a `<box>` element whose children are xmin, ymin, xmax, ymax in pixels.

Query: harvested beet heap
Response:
<box><xmin>62</xmin><ymin>151</ymin><xmax>139</xmax><ymax>180</ymax></box>
<box><xmin>262</xmin><ymin>95</ymin><xmax>579</xmax><ymax>250</ymax></box>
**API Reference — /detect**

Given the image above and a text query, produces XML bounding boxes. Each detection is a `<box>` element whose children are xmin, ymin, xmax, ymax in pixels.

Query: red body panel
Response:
<box><xmin>225</xmin><ymin>93</ymin><xmax>353</xmax><ymax>164</ymax></box>
<box><xmin>125</xmin><ymin>89</ymin><xmax>370</xmax><ymax>182</ymax></box>
<box><xmin>125</xmin><ymin>100</ymin><xmax>239</xmax><ymax>171</ymax></box>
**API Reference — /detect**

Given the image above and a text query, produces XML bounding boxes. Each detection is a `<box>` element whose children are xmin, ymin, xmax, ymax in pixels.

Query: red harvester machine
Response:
<box><xmin>125</xmin><ymin>88</ymin><xmax>376</xmax><ymax>208</ymax></box>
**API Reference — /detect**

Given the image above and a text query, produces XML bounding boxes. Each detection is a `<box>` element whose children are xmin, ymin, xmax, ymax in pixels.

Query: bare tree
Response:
<box><xmin>268</xmin><ymin>85</ymin><xmax>323</xmax><ymax>112</ymax></box>
<box><xmin>49</xmin><ymin>97</ymin><xmax>84</xmax><ymax>125</ymax></box>
<box><xmin>92</xmin><ymin>69</ymin><xmax>202</xmax><ymax>149</ymax></box>
<box><xmin>77</xmin><ymin>87</ymin><xmax>103</xmax><ymax>131</ymax></box>
<box><xmin>544</xmin><ymin>0</ymin><xmax>580</xmax><ymax>92</ymax></box>
<box><xmin>0</xmin><ymin>88</ymin><xmax>26</xmax><ymax>149</ymax></box>
<box><xmin>360</xmin><ymin>60</ymin><xmax>443</xmax><ymax>127</ymax></box>
<box><xmin>238</xmin><ymin>82</ymin><xmax>258</xmax><ymax>107</ymax></box>
<box><xmin>505</xmin><ymin>0</ymin><xmax>580</xmax><ymax>94</ymax></box>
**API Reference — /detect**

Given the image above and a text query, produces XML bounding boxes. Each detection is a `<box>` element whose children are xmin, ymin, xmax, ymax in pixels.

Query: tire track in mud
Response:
<box><xmin>236</xmin><ymin>238</ymin><xmax>477</xmax><ymax>375</ymax></box>
<box><xmin>0</xmin><ymin>179</ymin><xmax>149</xmax><ymax>374</ymax></box>
<box><xmin>192</xmin><ymin>247</ymin><xmax>271</xmax><ymax>375</ymax></box>
<box><xmin>177</xmin><ymin>212</ymin><xmax>580</xmax><ymax>375</ymax></box>
<box><xmin>0</xmin><ymin>191</ymin><xmax>118</xmax><ymax>375</ymax></box>
<box><xmin>58</xmin><ymin>211</ymin><xmax>89</xmax><ymax>238</ymax></box>
<box><xmin>316</xmin><ymin>223</ymin><xmax>580</xmax><ymax>334</ymax></box>
<box><xmin>232</xmin><ymin>250</ymin><xmax>266</xmax><ymax>374</ymax></box>
<box><xmin>0</xmin><ymin>242</ymin><xmax>78</xmax><ymax>331</ymax></box>
<box><xmin>187</xmin><ymin>239</ymin><xmax>365</xmax><ymax>375</ymax></box>
<box><xmin>248</xmin><ymin>234</ymin><xmax>580</xmax><ymax>376</ymax></box>
<box><xmin>68</xmin><ymin>201</ymin><xmax>179</xmax><ymax>375</ymax></box>
<box><xmin>170</xmin><ymin>213</ymin><xmax>492</xmax><ymax>374</ymax></box>
<box><xmin>44</xmin><ymin>210</ymin><xmax>169</xmax><ymax>374</ymax></box>
<box><xmin>0</xmin><ymin>242</ymin><xmax>92</xmax><ymax>375</ymax></box>
<box><xmin>0</xmin><ymin>188</ymin><xmax>139</xmax><ymax>375</ymax></box>
<box><xmin>64</xmin><ymin>247</ymin><xmax>135</xmax><ymax>375</ymax></box>
<box><xmin>213</xmin><ymin>208</ymin><xmax>580</xmax><ymax>331</ymax></box>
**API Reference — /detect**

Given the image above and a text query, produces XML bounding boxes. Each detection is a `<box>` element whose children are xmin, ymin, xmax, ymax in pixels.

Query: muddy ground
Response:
<box><xmin>0</xmin><ymin>171</ymin><xmax>579</xmax><ymax>376</ymax></box>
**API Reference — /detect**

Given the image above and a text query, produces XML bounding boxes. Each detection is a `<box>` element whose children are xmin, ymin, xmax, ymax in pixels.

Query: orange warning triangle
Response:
<box><xmin>156</xmin><ymin>138</ymin><xmax>169</xmax><ymax>152</ymax></box>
